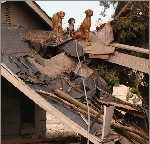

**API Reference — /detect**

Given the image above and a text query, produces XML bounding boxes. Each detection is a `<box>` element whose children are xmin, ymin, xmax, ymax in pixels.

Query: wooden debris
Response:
<box><xmin>37</xmin><ymin>89</ymin><xmax>148</xmax><ymax>143</ymax></box>
<box><xmin>89</xmin><ymin>54</ymin><xmax>109</xmax><ymax>59</ymax></box>
<box><xmin>97</xmin><ymin>22</ymin><xmax>114</xmax><ymax>46</ymax></box>
<box><xmin>26</xmin><ymin>31</ymin><xmax>54</xmax><ymax>45</ymax></box>
<box><xmin>107</xmin><ymin>51</ymin><xmax>149</xmax><ymax>74</ymax></box>
<box><xmin>49</xmin><ymin>37</ymin><xmax>73</xmax><ymax>47</ymax></box>
<box><xmin>110</xmin><ymin>43</ymin><xmax>149</xmax><ymax>54</ymax></box>
<box><xmin>97</xmin><ymin>99</ymin><xmax>144</xmax><ymax>119</ymax></box>
<box><xmin>78</xmin><ymin>24</ymin><xmax>115</xmax><ymax>56</ymax></box>
<box><xmin>63</xmin><ymin>77</ymin><xmax>83</xmax><ymax>93</ymax></box>
<box><xmin>102</xmin><ymin>106</ymin><xmax>115</xmax><ymax>139</ymax></box>
<box><xmin>25</xmin><ymin>76</ymin><xmax>37</xmax><ymax>83</ymax></box>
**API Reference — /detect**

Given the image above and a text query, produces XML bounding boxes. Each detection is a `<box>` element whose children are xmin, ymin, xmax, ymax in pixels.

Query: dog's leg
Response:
<box><xmin>54</xmin><ymin>25</ymin><xmax>59</xmax><ymax>42</ymax></box>
<box><xmin>86</xmin><ymin>29</ymin><xmax>91</xmax><ymax>42</ymax></box>
<box><xmin>59</xmin><ymin>26</ymin><xmax>63</xmax><ymax>42</ymax></box>
<box><xmin>67</xmin><ymin>27</ymin><xmax>70</xmax><ymax>37</ymax></box>
<box><xmin>68</xmin><ymin>30</ymin><xmax>70</xmax><ymax>37</ymax></box>
<box><xmin>72</xmin><ymin>29</ymin><xmax>75</xmax><ymax>37</ymax></box>
<box><xmin>85</xmin><ymin>29</ymin><xmax>89</xmax><ymax>43</ymax></box>
<box><xmin>53</xmin><ymin>26</ymin><xmax>56</xmax><ymax>37</ymax></box>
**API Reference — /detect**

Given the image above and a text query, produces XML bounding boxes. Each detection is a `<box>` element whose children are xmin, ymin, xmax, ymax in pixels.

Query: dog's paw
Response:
<box><xmin>55</xmin><ymin>39</ymin><xmax>59</xmax><ymax>43</ymax></box>
<box><xmin>86</xmin><ymin>39</ymin><xmax>92</xmax><ymax>42</ymax></box>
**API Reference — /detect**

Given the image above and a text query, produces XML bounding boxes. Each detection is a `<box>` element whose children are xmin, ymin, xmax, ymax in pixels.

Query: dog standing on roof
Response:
<box><xmin>67</xmin><ymin>18</ymin><xmax>75</xmax><ymax>37</ymax></box>
<box><xmin>52</xmin><ymin>11</ymin><xmax>65</xmax><ymax>42</ymax></box>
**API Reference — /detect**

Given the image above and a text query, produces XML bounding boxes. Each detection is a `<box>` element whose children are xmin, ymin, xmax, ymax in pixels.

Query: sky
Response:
<box><xmin>36</xmin><ymin>1</ymin><xmax>116</xmax><ymax>31</ymax></box>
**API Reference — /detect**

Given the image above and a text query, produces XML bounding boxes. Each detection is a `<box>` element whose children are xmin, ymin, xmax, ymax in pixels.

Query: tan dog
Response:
<box><xmin>52</xmin><ymin>11</ymin><xmax>65</xmax><ymax>42</ymax></box>
<box><xmin>74</xmin><ymin>9</ymin><xmax>93</xmax><ymax>42</ymax></box>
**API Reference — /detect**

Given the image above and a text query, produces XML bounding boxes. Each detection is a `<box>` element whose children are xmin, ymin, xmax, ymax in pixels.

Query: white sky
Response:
<box><xmin>35</xmin><ymin>1</ymin><xmax>116</xmax><ymax>30</ymax></box>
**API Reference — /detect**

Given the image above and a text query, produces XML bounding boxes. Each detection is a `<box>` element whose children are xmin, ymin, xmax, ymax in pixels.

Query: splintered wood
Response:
<box><xmin>78</xmin><ymin>23</ymin><xmax>115</xmax><ymax>59</ymax></box>
<box><xmin>26</xmin><ymin>31</ymin><xmax>54</xmax><ymax>45</ymax></box>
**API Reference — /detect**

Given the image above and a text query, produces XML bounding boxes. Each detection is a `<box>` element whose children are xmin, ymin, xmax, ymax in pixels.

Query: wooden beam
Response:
<box><xmin>107</xmin><ymin>51</ymin><xmax>149</xmax><ymax>74</ymax></box>
<box><xmin>1</xmin><ymin>63</ymin><xmax>101</xmax><ymax>144</ymax></box>
<box><xmin>101</xmin><ymin>106</ymin><xmax>115</xmax><ymax>139</ymax></box>
<box><xmin>25</xmin><ymin>1</ymin><xmax>52</xmax><ymax>28</ymax></box>
<box><xmin>110</xmin><ymin>43</ymin><xmax>149</xmax><ymax>54</ymax></box>
<box><xmin>89</xmin><ymin>54</ymin><xmax>109</xmax><ymax>59</ymax></box>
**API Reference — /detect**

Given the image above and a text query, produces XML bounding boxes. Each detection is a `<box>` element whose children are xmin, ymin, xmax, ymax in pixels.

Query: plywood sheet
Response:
<box><xmin>110</xmin><ymin>43</ymin><xmax>149</xmax><ymax>54</ymax></box>
<box><xmin>107</xmin><ymin>51</ymin><xmax>149</xmax><ymax>74</ymax></box>
<box><xmin>78</xmin><ymin>24</ymin><xmax>115</xmax><ymax>55</ymax></box>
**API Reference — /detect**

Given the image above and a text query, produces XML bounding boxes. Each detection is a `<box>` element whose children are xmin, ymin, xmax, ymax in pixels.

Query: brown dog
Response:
<box><xmin>52</xmin><ymin>11</ymin><xmax>65</xmax><ymax>42</ymax></box>
<box><xmin>74</xmin><ymin>9</ymin><xmax>93</xmax><ymax>42</ymax></box>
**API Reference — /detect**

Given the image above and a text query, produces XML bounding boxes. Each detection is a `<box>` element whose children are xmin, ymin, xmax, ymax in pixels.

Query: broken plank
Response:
<box><xmin>97</xmin><ymin>99</ymin><xmax>144</xmax><ymax>119</ymax></box>
<box><xmin>110</xmin><ymin>43</ymin><xmax>149</xmax><ymax>54</ymax></box>
<box><xmin>48</xmin><ymin>37</ymin><xmax>73</xmax><ymax>47</ymax></box>
<box><xmin>102</xmin><ymin>106</ymin><xmax>115</xmax><ymax>139</ymax></box>
<box><xmin>52</xmin><ymin>89</ymin><xmax>148</xmax><ymax>142</ymax></box>
<box><xmin>89</xmin><ymin>54</ymin><xmax>109</xmax><ymax>59</ymax></box>
<box><xmin>107</xmin><ymin>51</ymin><xmax>149</xmax><ymax>74</ymax></box>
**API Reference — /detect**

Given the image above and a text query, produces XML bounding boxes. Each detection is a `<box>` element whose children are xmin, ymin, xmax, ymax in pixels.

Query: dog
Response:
<box><xmin>67</xmin><ymin>18</ymin><xmax>75</xmax><ymax>37</ymax></box>
<box><xmin>52</xmin><ymin>11</ymin><xmax>65</xmax><ymax>42</ymax></box>
<box><xmin>74</xmin><ymin>9</ymin><xmax>93</xmax><ymax>42</ymax></box>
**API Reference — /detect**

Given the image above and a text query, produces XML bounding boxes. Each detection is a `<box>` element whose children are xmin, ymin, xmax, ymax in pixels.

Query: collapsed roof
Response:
<box><xmin>1</xmin><ymin>23</ymin><xmax>148</xmax><ymax>144</ymax></box>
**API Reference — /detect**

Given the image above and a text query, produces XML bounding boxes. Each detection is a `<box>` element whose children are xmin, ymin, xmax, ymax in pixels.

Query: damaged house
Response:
<box><xmin>1</xmin><ymin>1</ymin><xmax>52</xmax><ymax>142</ymax></box>
<box><xmin>1</xmin><ymin>1</ymin><xmax>149</xmax><ymax>144</ymax></box>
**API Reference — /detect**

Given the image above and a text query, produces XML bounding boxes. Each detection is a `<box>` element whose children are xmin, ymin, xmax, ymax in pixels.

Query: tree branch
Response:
<box><xmin>115</xmin><ymin>2</ymin><xmax>132</xmax><ymax>19</ymax></box>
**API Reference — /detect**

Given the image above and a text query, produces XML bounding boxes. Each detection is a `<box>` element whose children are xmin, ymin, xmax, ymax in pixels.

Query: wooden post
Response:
<box><xmin>101</xmin><ymin>105</ymin><xmax>115</xmax><ymax>139</ymax></box>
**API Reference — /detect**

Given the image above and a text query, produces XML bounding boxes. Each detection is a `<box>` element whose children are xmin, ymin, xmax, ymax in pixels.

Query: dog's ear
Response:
<box><xmin>56</xmin><ymin>12</ymin><xmax>60</xmax><ymax>16</ymax></box>
<box><xmin>84</xmin><ymin>10</ymin><xmax>88</xmax><ymax>15</ymax></box>
<box><xmin>68</xmin><ymin>18</ymin><xmax>71</xmax><ymax>24</ymax></box>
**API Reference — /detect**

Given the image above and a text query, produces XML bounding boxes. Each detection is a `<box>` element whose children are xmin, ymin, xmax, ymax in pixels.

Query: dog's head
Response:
<box><xmin>56</xmin><ymin>11</ymin><xmax>65</xmax><ymax>19</ymax></box>
<box><xmin>68</xmin><ymin>18</ymin><xmax>75</xmax><ymax>24</ymax></box>
<box><xmin>84</xmin><ymin>9</ymin><xmax>93</xmax><ymax>16</ymax></box>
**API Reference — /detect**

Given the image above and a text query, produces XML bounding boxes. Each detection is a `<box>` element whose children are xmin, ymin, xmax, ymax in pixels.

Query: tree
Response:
<box><xmin>95</xmin><ymin>1</ymin><xmax>149</xmax><ymax>108</ymax></box>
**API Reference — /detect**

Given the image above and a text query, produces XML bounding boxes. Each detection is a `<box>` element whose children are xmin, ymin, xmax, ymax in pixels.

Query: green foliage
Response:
<box><xmin>99</xmin><ymin>1</ymin><xmax>149</xmax><ymax>48</ymax></box>
<box><xmin>126</xmin><ymin>88</ymin><xmax>141</xmax><ymax>104</ymax></box>
<box><xmin>98</xmin><ymin>63</ymin><xmax>119</xmax><ymax>87</ymax></box>
<box><xmin>130</xmin><ymin>88</ymin><xmax>141</xmax><ymax>96</ymax></box>
<box><xmin>111</xmin><ymin>2</ymin><xmax>149</xmax><ymax>48</ymax></box>
<box><xmin>98</xmin><ymin>1</ymin><xmax>149</xmax><ymax>106</ymax></box>
<box><xmin>99</xmin><ymin>1</ymin><xmax>118</xmax><ymax>17</ymax></box>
